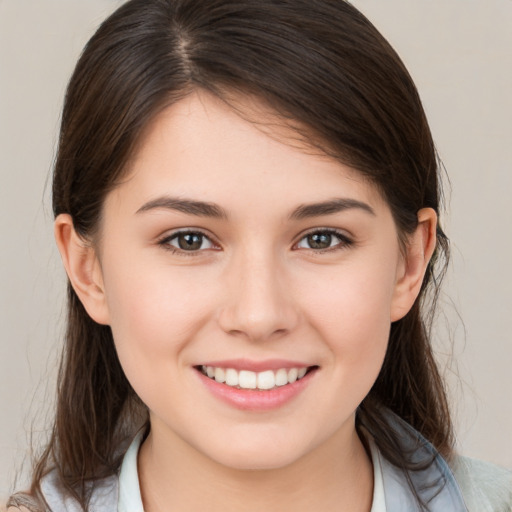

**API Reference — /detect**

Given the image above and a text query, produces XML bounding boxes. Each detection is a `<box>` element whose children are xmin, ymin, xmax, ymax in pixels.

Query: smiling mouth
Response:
<box><xmin>196</xmin><ymin>365</ymin><xmax>317</xmax><ymax>391</ymax></box>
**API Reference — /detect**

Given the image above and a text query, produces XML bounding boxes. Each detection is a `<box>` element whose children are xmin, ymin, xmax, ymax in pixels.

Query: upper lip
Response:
<box><xmin>196</xmin><ymin>359</ymin><xmax>315</xmax><ymax>372</ymax></box>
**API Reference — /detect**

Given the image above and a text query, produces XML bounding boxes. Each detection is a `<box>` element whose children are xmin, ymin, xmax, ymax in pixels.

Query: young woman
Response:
<box><xmin>7</xmin><ymin>0</ymin><xmax>511</xmax><ymax>511</ymax></box>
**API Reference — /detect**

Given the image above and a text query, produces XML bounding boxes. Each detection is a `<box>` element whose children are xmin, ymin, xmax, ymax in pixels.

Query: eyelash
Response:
<box><xmin>157</xmin><ymin>228</ymin><xmax>353</xmax><ymax>256</ymax></box>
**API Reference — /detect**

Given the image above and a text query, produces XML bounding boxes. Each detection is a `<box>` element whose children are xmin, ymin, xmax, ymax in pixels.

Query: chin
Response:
<box><xmin>211</xmin><ymin>448</ymin><xmax>304</xmax><ymax>472</ymax></box>
<box><xmin>196</xmin><ymin>431</ymin><xmax>315</xmax><ymax>472</ymax></box>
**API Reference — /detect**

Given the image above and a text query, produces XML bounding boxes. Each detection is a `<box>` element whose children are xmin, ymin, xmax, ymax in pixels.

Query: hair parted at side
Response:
<box><xmin>28</xmin><ymin>0</ymin><xmax>452</xmax><ymax>508</ymax></box>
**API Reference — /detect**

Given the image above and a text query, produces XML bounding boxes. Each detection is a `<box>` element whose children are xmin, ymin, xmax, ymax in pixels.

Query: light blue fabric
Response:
<box><xmin>452</xmin><ymin>456</ymin><xmax>512</xmax><ymax>512</ymax></box>
<box><xmin>33</xmin><ymin>411</ymin><xmax>511</xmax><ymax>512</ymax></box>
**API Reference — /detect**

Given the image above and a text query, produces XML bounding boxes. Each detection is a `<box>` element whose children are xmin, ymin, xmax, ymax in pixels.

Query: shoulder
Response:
<box><xmin>451</xmin><ymin>455</ymin><xmax>512</xmax><ymax>511</ymax></box>
<box><xmin>5</xmin><ymin>493</ymin><xmax>42</xmax><ymax>512</ymax></box>
<box><xmin>375</xmin><ymin>410</ymin><xmax>511</xmax><ymax>511</ymax></box>
<box><xmin>7</xmin><ymin>471</ymin><xmax>119</xmax><ymax>512</ymax></box>
<box><xmin>7</xmin><ymin>469</ymin><xmax>119</xmax><ymax>512</ymax></box>
<box><xmin>39</xmin><ymin>469</ymin><xmax>119</xmax><ymax>512</ymax></box>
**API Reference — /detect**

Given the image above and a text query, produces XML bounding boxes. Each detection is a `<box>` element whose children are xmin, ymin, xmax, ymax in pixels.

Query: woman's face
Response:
<box><xmin>92</xmin><ymin>91</ymin><xmax>411</xmax><ymax>470</ymax></box>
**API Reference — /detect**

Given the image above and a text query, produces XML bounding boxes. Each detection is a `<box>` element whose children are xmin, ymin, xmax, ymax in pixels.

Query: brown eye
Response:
<box><xmin>177</xmin><ymin>233</ymin><xmax>203</xmax><ymax>250</ymax></box>
<box><xmin>307</xmin><ymin>233</ymin><xmax>333</xmax><ymax>249</ymax></box>
<box><xmin>163</xmin><ymin>231</ymin><xmax>215</xmax><ymax>252</ymax></box>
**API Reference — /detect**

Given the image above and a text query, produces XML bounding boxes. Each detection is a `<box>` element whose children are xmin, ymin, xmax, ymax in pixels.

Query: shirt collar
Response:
<box><xmin>118</xmin><ymin>430</ymin><xmax>145</xmax><ymax>512</ymax></box>
<box><xmin>369</xmin><ymin>437</ymin><xmax>388</xmax><ymax>512</ymax></box>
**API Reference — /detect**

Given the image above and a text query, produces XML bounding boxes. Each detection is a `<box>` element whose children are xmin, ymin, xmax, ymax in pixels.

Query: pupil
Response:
<box><xmin>309</xmin><ymin>233</ymin><xmax>331</xmax><ymax>249</ymax></box>
<box><xmin>179</xmin><ymin>233</ymin><xmax>202</xmax><ymax>250</ymax></box>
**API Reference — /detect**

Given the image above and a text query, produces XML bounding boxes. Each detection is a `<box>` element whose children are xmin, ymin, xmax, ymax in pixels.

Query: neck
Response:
<box><xmin>138</xmin><ymin>419</ymin><xmax>374</xmax><ymax>512</ymax></box>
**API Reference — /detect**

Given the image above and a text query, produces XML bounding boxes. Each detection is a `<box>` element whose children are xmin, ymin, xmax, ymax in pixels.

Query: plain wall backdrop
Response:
<box><xmin>1</xmin><ymin>0</ymin><xmax>511</xmax><ymax>502</ymax></box>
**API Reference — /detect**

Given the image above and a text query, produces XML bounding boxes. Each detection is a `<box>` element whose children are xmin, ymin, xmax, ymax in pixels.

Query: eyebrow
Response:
<box><xmin>136</xmin><ymin>197</ymin><xmax>228</xmax><ymax>219</ymax></box>
<box><xmin>289</xmin><ymin>198</ymin><xmax>375</xmax><ymax>220</ymax></box>
<box><xmin>136</xmin><ymin>196</ymin><xmax>375</xmax><ymax>220</ymax></box>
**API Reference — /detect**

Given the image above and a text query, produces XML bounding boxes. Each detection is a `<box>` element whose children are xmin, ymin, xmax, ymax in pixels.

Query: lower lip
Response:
<box><xmin>196</xmin><ymin>368</ymin><xmax>317</xmax><ymax>411</ymax></box>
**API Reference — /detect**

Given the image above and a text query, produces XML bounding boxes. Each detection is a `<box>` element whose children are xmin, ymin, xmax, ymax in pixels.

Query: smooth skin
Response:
<box><xmin>54</xmin><ymin>91</ymin><xmax>437</xmax><ymax>512</ymax></box>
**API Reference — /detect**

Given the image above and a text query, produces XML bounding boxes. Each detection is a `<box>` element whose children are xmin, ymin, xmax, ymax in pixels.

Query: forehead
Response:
<box><xmin>111</xmin><ymin>90</ymin><xmax>388</xmax><ymax>217</ymax></box>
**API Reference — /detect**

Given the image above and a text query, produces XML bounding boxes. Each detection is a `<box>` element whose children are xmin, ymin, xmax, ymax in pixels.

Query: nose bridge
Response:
<box><xmin>218</xmin><ymin>242</ymin><xmax>298</xmax><ymax>341</ymax></box>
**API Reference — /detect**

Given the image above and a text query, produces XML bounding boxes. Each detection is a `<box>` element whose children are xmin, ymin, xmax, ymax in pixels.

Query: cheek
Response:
<box><xmin>101</xmin><ymin>265</ymin><xmax>219</xmax><ymax>418</ymax></box>
<box><xmin>101</xmin><ymin>258</ymin><xmax>218</xmax><ymax>371</ymax></box>
<box><xmin>297</xmin><ymin>256</ymin><xmax>397</xmax><ymax>361</ymax></box>
<box><xmin>295</xmin><ymin>261</ymin><xmax>396</xmax><ymax>419</ymax></box>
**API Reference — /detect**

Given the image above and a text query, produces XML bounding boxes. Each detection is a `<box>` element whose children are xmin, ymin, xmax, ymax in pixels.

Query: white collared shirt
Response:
<box><xmin>117</xmin><ymin>432</ymin><xmax>387</xmax><ymax>512</ymax></box>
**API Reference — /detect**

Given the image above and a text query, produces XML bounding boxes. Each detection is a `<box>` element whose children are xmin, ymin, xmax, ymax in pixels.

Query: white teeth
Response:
<box><xmin>275</xmin><ymin>368</ymin><xmax>288</xmax><ymax>387</ymax></box>
<box><xmin>257</xmin><ymin>370</ymin><xmax>275</xmax><ymax>390</ymax></box>
<box><xmin>287</xmin><ymin>368</ymin><xmax>298</xmax><ymax>383</ymax></box>
<box><xmin>214</xmin><ymin>367</ymin><xmax>226</xmax><ymax>383</ymax></box>
<box><xmin>239</xmin><ymin>370</ymin><xmax>257</xmax><ymax>389</ymax></box>
<box><xmin>202</xmin><ymin>365</ymin><xmax>311</xmax><ymax>390</ymax></box>
<box><xmin>225</xmin><ymin>368</ymin><xmax>238</xmax><ymax>387</ymax></box>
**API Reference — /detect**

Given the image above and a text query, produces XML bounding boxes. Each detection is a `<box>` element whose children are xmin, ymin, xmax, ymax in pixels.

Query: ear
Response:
<box><xmin>390</xmin><ymin>208</ymin><xmax>437</xmax><ymax>322</ymax></box>
<box><xmin>54</xmin><ymin>214</ymin><xmax>110</xmax><ymax>325</ymax></box>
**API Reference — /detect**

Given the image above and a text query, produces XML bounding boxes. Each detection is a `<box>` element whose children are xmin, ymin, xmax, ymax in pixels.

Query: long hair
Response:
<box><xmin>26</xmin><ymin>0</ymin><xmax>452</xmax><ymax>508</ymax></box>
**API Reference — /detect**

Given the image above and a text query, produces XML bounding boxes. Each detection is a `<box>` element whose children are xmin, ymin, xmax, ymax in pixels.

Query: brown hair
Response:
<box><xmin>25</xmin><ymin>0</ymin><xmax>452</xmax><ymax>508</ymax></box>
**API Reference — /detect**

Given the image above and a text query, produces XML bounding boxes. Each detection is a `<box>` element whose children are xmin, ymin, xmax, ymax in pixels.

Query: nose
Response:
<box><xmin>217</xmin><ymin>249</ymin><xmax>299</xmax><ymax>343</ymax></box>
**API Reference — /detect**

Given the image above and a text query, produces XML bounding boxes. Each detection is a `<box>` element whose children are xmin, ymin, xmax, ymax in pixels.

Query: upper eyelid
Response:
<box><xmin>158</xmin><ymin>228</ymin><xmax>217</xmax><ymax>242</ymax></box>
<box><xmin>299</xmin><ymin>227</ymin><xmax>349</xmax><ymax>237</ymax></box>
<box><xmin>294</xmin><ymin>227</ymin><xmax>352</xmax><ymax>243</ymax></box>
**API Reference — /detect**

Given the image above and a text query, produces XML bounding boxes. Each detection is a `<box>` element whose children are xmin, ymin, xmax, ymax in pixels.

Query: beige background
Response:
<box><xmin>1</xmin><ymin>0</ymin><xmax>511</xmax><ymax>501</ymax></box>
